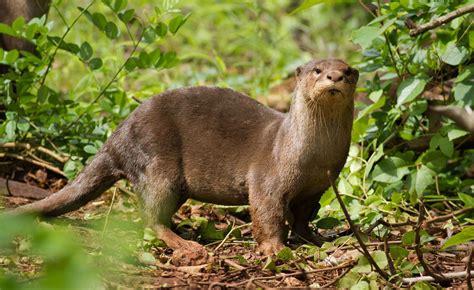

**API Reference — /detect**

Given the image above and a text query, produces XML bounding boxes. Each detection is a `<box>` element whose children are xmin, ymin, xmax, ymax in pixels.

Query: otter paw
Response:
<box><xmin>256</xmin><ymin>240</ymin><xmax>285</xmax><ymax>256</ymax></box>
<box><xmin>171</xmin><ymin>241</ymin><xmax>208</xmax><ymax>266</ymax></box>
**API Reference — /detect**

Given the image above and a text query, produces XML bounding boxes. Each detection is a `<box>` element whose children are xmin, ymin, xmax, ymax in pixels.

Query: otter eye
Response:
<box><xmin>344</xmin><ymin>68</ymin><xmax>352</xmax><ymax>76</ymax></box>
<box><xmin>314</xmin><ymin>68</ymin><xmax>322</xmax><ymax>74</ymax></box>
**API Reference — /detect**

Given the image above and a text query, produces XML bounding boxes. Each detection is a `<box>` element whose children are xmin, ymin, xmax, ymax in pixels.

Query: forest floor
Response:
<box><xmin>0</xmin><ymin>164</ymin><xmax>471</xmax><ymax>288</ymax></box>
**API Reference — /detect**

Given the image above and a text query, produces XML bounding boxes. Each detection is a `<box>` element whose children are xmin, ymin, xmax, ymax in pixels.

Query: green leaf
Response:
<box><xmin>138</xmin><ymin>51</ymin><xmax>149</xmax><ymax>68</ymax></box>
<box><xmin>88</xmin><ymin>58</ymin><xmax>103</xmax><ymax>70</ymax></box>
<box><xmin>263</xmin><ymin>256</ymin><xmax>276</xmax><ymax>271</ymax></box>
<box><xmin>0</xmin><ymin>23</ymin><xmax>16</xmax><ymax>37</ymax></box>
<box><xmin>37</xmin><ymin>86</ymin><xmax>50</xmax><ymax>103</ymax></box>
<box><xmin>316</xmin><ymin>217</ymin><xmax>340</xmax><ymax>229</ymax></box>
<box><xmin>105</xmin><ymin>22</ymin><xmax>119</xmax><ymax>39</ymax></box>
<box><xmin>124</xmin><ymin>58</ymin><xmax>136</xmax><ymax>71</ymax></box>
<box><xmin>351</xmin><ymin>18</ymin><xmax>396</xmax><ymax>49</ymax></box>
<box><xmin>422</xmin><ymin>151</ymin><xmax>447</xmax><ymax>172</ymax></box>
<box><xmin>429</xmin><ymin>135</ymin><xmax>453</xmax><ymax>157</ymax></box>
<box><xmin>168</xmin><ymin>13</ymin><xmax>190</xmax><ymax>35</ymax></box>
<box><xmin>276</xmin><ymin>247</ymin><xmax>294</xmax><ymax>261</ymax></box>
<box><xmin>155</xmin><ymin>22</ymin><xmax>168</xmax><ymax>37</ymax></box>
<box><xmin>458</xmin><ymin>193</ymin><xmax>474</xmax><ymax>207</ymax></box>
<box><xmin>12</xmin><ymin>16</ymin><xmax>26</xmax><ymax>31</ymax></box>
<box><xmin>80</xmin><ymin>42</ymin><xmax>93</xmax><ymax>61</ymax></box>
<box><xmin>389</xmin><ymin>246</ymin><xmax>409</xmax><ymax>260</ymax></box>
<box><xmin>84</xmin><ymin>145</ymin><xmax>98</xmax><ymax>154</ymax></box>
<box><xmin>6</xmin><ymin>120</ymin><xmax>17</xmax><ymax>138</ymax></box>
<box><xmin>290</xmin><ymin>0</ymin><xmax>323</xmax><ymax>14</ymax></box>
<box><xmin>402</xmin><ymin>231</ymin><xmax>415</xmax><ymax>245</ymax></box>
<box><xmin>138</xmin><ymin>252</ymin><xmax>156</xmax><ymax>265</ymax></box>
<box><xmin>441</xmin><ymin>226</ymin><xmax>474</xmax><ymax>250</ymax></box>
<box><xmin>352</xmin><ymin>26</ymin><xmax>381</xmax><ymax>49</ymax></box>
<box><xmin>441</xmin><ymin>42</ymin><xmax>469</xmax><ymax>66</ymax></box>
<box><xmin>16</xmin><ymin>120</ymin><xmax>30</xmax><ymax>132</ymax></box>
<box><xmin>5</xmin><ymin>49</ymin><xmax>19</xmax><ymax>64</ymax></box>
<box><xmin>119</xmin><ymin>9</ymin><xmax>134</xmax><ymax>23</ymax></box>
<box><xmin>92</xmin><ymin>12</ymin><xmax>107</xmax><ymax>30</ymax></box>
<box><xmin>372</xmin><ymin>157</ymin><xmax>410</xmax><ymax>183</ymax></box>
<box><xmin>396</xmin><ymin>78</ymin><xmax>427</xmax><ymax>107</ymax></box>
<box><xmin>351</xmin><ymin>281</ymin><xmax>370</xmax><ymax>290</ymax></box>
<box><xmin>148</xmin><ymin>49</ymin><xmax>161</xmax><ymax>66</ymax></box>
<box><xmin>470</xmin><ymin>30</ymin><xmax>474</xmax><ymax>49</ymax></box>
<box><xmin>114</xmin><ymin>0</ymin><xmax>128</xmax><ymax>12</ymax></box>
<box><xmin>353</xmin><ymin>251</ymin><xmax>387</xmax><ymax>273</ymax></box>
<box><xmin>414</xmin><ymin>165</ymin><xmax>435</xmax><ymax>196</ymax></box>
<box><xmin>142</xmin><ymin>27</ymin><xmax>156</xmax><ymax>43</ymax></box>
<box><xmin>453</xmin><ymin>65</ymin><xmax>474</xmax><ymax>104</ymax></box>
<box><xmin>448</xmin><ymin>128</ymin><xmax>469</xmax><ymax>140</ymax></box>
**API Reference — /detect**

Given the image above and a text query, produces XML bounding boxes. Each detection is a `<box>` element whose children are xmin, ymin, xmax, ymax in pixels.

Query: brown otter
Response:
<box><xmin>9</xmin><ymin>59</ymin><xmax>358</xmax><ymax>256</ymax></box>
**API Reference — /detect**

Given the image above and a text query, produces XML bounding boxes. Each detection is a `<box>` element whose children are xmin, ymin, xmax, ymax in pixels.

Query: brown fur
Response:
<box><xmin>10</xmin><ymin>59</ymin><xmax>358</xmax><ymax>256</ymax></box>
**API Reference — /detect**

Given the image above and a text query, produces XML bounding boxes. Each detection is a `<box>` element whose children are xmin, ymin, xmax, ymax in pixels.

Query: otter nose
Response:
<box><xmin>326</xmin><ymin>71</ymin><xmax>344</xmax><ymax>82</ymax></box>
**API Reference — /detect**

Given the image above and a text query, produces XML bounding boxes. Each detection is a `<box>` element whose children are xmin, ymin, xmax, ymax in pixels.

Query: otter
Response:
<box><xmin>10</xmin><ymin>59</ymin><xmax>358</xmax><ymax>257</ymax></box>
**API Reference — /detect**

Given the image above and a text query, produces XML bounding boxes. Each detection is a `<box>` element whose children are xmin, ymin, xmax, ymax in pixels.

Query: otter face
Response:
<box><xmin>295</xmin><ymin>59</ymin><xmax>359</xmax><ymax>101</ymax></box>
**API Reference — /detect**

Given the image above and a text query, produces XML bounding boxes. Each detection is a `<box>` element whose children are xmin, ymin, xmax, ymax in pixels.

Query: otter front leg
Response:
<box><xmin>249</xmin><ymin>189</ymin><xmax>288</xmax><ymax>255</ymax></box>
<box><xmin>291</xmin><ymin>195</ymin><xmax>329</xmax><ymax>246</ymax></box>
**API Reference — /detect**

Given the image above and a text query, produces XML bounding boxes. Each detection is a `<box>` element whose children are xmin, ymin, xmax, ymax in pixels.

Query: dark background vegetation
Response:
<box><xmin>0</xmin><ymin>0</ymin><xmax>473</xmax><ymax>288</ymax></box>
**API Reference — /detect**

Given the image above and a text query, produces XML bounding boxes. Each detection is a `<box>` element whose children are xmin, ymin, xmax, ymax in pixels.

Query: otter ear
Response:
<box><xmin>295</xmin><ymin>66</ymin><xmax>303</xmax><ymax>80</ymax></box>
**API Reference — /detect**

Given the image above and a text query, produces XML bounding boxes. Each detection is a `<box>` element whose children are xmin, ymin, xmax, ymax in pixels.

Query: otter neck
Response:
<box><xmin>275</xmin><ymin>89</ymin><xmax>353</xmax><ymax>168</ymax></box>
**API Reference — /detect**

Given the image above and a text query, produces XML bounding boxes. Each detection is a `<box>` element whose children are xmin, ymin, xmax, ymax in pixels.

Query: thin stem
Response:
<box><xmin>65</xmin><ymin>33</ymin><xmax>143</xmax><ymax>130</ymax></box>
<box><xmin>41</xmin><ymin>1</ymin><xmax>96</xmax><ymax>86</ymax></box>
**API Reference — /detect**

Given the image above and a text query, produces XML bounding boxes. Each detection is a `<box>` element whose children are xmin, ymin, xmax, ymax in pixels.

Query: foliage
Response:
<box><xmin>0</xmin><ymin>0</ymin><xmax>473</xmax><ymax>287</ymax></box>
<box><xmin>0</xmin><ymin>214</ymin><xmax>100</xmax><ymax>289</ymax></box>
<box><xmin>0</xmin><ymin>0</ymin><xmax>189</xmax><ymax>178</ymax></box>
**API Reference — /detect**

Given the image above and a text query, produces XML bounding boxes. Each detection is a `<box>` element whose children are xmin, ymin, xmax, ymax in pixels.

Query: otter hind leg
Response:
<box><xmin>139</xmin><ymin>177</ymin><xmax>207</xmax><ymax>265</ymax></box>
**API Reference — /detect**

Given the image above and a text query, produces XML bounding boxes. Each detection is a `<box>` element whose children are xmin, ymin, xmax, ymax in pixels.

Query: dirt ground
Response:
<box><xmin>0</xmin><ymin>164</ymin><xmax>471</xmax><ymax>288</ymax></box>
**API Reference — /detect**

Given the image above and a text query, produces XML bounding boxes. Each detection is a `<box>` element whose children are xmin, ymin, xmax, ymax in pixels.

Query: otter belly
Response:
<box><xmin>185</xmin><ymin>174</ymin><xmax>249</xmax><ymax>205</ymax></box>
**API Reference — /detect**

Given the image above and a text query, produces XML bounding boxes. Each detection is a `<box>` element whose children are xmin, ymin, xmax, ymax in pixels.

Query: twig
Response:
<box><xmin>65</xmin><ymin>30</ymin><xmax>144</xmax><ymax>130</ymax></box>
<box><xmin>41</xmin><ymin>1</ymin><xmax>96</xmax><ymax>85</ymax></box>
<box><xmin>320</xmin><ymin>266</ymin><xmax>352</xmax><ymax>288</ymax></box>
<box><xmin>415</xmin><ymin>201</ymin><xmax>446</xmax><ymax>282</ymax></box>
<box><xmin>357</xmin><ymin>0</ymin><xmax>377</xmax><ymax>17</ymax></box>
<box><xmin>0</xmin><ymin>142</ymin><xmax>69</xmax><ymax>163</ymax></box>
<box><xmin>384</xmin><ymin>236</ymin><xmax>397</xmax><ymax>277</ymax></box>
<box><xmin>327</xmin><ymin>170</ymin><xmax>391</xmax><ymax>282</ymax></box>
<box><xmin>212</xmin><ymin>223</ymin><xmax>251</xmax><ymax>251</ymax></box>
<box><xmin>365</xmin><ymin>218</ymin><xmax>413</xmax><ymax>235</ymax></box>
<box><xmin>425</xmin><ymin>207</ymin><xmax>474</xmax><ymax>225</ymax></box>
<box><xmin>0</xmin><ymin>152</ymin><xmax>65</xmax><ymax>176</ymax></box>
<box><xmin>403</xmin><ymin>271</ymin><xmax>474</xmax><ymax>284</ymax></box>
<box><xmin>102</xmin><ymin>187</ymin><xmax>118</xmax><ymax>233</ymax></box>
<box><xmin>468</xmin><ymin>245</ymin><xmax>474</xmax><ymax>290</ymax></box>
<box><xmin>231</xmin><ymin>261</ymin><xmax>354</xmax><ymax>287</ymax></box>
<box><xmin>223</xmin><ymin>258</ymin><xmax>245</xmax><ymax>270</ymax></box>
<box><xmin>409</xmin><ymin>3</ymin><xmax>474</xmax><ymax>37</ymax></box>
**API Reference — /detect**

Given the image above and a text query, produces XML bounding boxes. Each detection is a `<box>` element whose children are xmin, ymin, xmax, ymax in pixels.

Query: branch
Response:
<box><xmin>0</xmin><ymin>142</ymin><xmax>69</xmax><ymax>163</ymax></box>
<box><xmin>0</xmin><ymin>177</ymin><xmax>52</xmax><ymax>199</ymax></box>
<box><xmin>425</xmin><ymin>207</ymin><xmax>474</xmax><ymax>225</ymax></box>
<box><xmin>0</xmin><ymin>152</ymin><xmax>65</xmax><ymax>176</ymax></box>
<box><xmin>415</xmin><ymin>201</ymin><xmax>447</xmax><ymax>282</ymax></box>
<box><xmin>403</xmin><ymin>271</ymin><xmax>474</xmax><ymax>284</ymax></box>
<box><xmin>409</xmin><ymin>4</ymin><xmax>474</xmax><ymax>37</ymax></box>
<box><xmin>430</xmin><ymin>105</ymin><xmax>474</xmax><ymax>135</ymax></box>
<box><xmin>468</xmin><ymin>245</ymin><xmax>474</xmax><ymax>290</ymax></box>
<box><xmin>327</xmin><ymin>170</ymin><xmax>392</xmax><ymax>282</ymax></box>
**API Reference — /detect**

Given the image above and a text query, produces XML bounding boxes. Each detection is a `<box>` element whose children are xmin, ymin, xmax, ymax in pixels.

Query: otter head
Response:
<box><xmin>295</xmin><ymin>59</ymin><xmax>359</xmax><ymax>103</ymax></box>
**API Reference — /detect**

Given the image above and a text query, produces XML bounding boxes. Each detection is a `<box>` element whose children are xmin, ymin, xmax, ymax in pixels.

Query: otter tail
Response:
<box><xmin>10</xmin><ymin>152</ymin><xmax>122</xmax><ymax>217</ymax></box>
